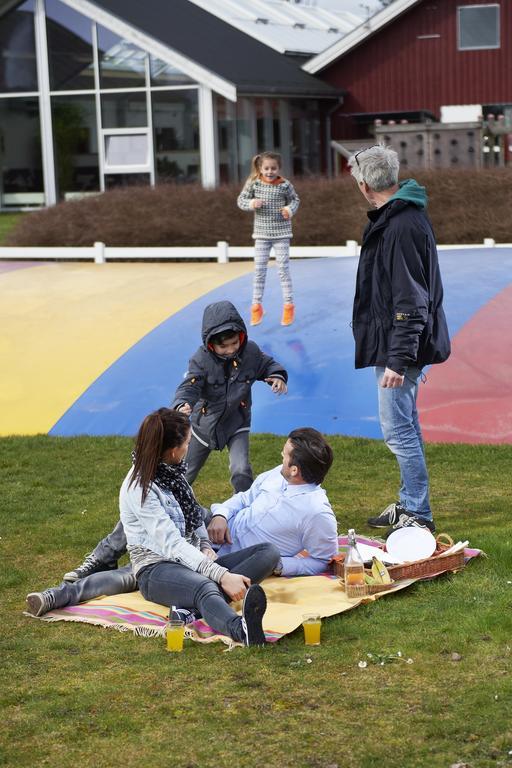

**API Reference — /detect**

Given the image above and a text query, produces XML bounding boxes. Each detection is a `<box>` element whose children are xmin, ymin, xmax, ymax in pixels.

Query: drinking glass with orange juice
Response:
<box><xmin>166</xmin><ymin>620</ymin><xmax>185</xmax><ymax>652</ymax></box>
<box><xmin>302</xmin><ymin>613</ymin><xmax>321</xmax><ymax>645</ymax></box>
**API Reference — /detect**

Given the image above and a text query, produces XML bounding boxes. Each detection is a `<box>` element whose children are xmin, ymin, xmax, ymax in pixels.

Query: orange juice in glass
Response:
<box><xmin>166</xmin><ymin>620</ymin><xmax>185</xmax><ymax>652</ymax></box>
<box><xmin>302</xmin><ymin>613</ymin><xmax>321</xmax><ymax>645</ymax></box>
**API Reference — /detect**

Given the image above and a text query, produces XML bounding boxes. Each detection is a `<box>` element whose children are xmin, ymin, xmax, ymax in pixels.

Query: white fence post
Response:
<box><xmin>217</xmin><ymin>241</ymin><xmax>229</xmax><ymax>264</ymax></box>
<box><xmin>94</xmin><ymin>241</ymin><xmax>106</xmax><ymax>264</ymax></box>
<box><xmin>483</xmin><ymin>238</ymin><xmax>496</xmax><ymax>248</ymax></box>
<box><xmin>346</xmin><ymin>239</ymin><xmax>359</xmax><ymax>256</ymax></box>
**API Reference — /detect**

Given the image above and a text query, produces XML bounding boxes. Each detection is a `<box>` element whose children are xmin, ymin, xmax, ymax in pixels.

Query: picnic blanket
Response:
<box><xmin>26</xmin><ymin>537</ymin><xmax>482</xmax><ymax>646</ymax></box>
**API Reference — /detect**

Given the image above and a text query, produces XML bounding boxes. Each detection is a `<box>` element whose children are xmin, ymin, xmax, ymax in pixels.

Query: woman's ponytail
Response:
<box><xmin>130</xmin><ymin>412</ymin><xmax>164</xmax><ymax>502</ymax></box>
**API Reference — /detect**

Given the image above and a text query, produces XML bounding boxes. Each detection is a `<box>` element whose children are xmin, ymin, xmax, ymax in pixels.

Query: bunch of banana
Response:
<box><xmin>371</xmin><ymin>556</ymin><xmax>392</xmax><ymax>584</ymax></box>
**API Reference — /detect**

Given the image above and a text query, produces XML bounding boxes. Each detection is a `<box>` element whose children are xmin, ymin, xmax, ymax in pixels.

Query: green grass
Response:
<box><xmin>0</xmin><ymin>213</ymin><xmax>22</xmax><ymax>244</ymax></box>
<box><xmin>1</xmin><ymin>435</ymin><xmax>511</xmax><ymax>768</ymax></box>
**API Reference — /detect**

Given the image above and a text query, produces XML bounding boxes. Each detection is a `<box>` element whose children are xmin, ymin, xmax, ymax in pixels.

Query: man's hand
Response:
<box><xmin>220</xmin><ymin>572</ymin><xmax>251</xmax><ymax>602</ymax></box>
<box><xmin>207</xmin><ymin>515</ymin><xmax>232</xmax><ymax>545</ymax></box>
<box><xmin>178</xmin><ymin>402</ymin><xmax>192</xmax><ymax>415</ymax></box>
<box><xmin>201</xmin><ymin>547</ymin><xmax>218</xmax><ymax>561</ymax></box>
<box><xmin>265</xmin><ymin>377</ymin><xmax>287</xmax><ymax>395</ymax></box>
<box><xmin>380</xmin><ymin>367</ymin><xmax>405</xmax><ymax>388</ymax></box>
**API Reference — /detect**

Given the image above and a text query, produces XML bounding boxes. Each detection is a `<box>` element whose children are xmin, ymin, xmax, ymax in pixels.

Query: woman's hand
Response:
<box><xmin>220</xmin><ymin>572</ymin><xmax>251</xmax><ymax>602</ymax></box>
<box><xmin>178</xmin><ymin>402</ymin><xmax>192</xmax><ymax>415</ymax></box>
<box><xmin>281</xmin><ymin>206</ymin><xmax>291</xmax><ymax>219</ymax></box>
<box><xmin>201</xmin><ymin>547</ymin><xmax>218</xmax><ymax>561</ymax></box>
<box><xmin>250</xmin><ymin>199</ymin><xmax>264</xmax><ymax>209</ymax></box>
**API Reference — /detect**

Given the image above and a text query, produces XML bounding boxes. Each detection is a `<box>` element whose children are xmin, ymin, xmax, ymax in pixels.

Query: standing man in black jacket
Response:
<box><xmin>349</xmin><ymin>145</ymin><xmax>450</xmax><ymax>534</ymax></box>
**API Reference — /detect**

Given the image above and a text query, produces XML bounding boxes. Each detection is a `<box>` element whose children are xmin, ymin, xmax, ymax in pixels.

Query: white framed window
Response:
<box><xmin>103</xmin><ymin>129</ymin><xmax>150</xmax><ymax>172</ymax></box>
<box><xmin>457</xmin><ymin>4</ymin><xmax>500</xmax><ymax>50</ymax></box>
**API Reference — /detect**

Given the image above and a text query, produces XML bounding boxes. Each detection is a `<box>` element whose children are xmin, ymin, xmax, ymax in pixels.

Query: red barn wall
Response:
<box><xmin>320</xmin><ymin>0</ymin><xmax>512</xmax><ymax>129</ymax></box>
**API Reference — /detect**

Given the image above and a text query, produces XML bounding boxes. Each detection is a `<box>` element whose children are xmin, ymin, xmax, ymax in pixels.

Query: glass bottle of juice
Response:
<box><xmin>344</xmin><ymin>529</ymin><xmax>365</xmax><ymax>595</ymax></box>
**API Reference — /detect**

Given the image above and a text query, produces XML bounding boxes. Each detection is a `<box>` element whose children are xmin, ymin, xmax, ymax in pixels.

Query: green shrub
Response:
<box><xmin>4</xmin><ymin>169</ymin><xmax>511</xmax><ymax>248</ymax></box>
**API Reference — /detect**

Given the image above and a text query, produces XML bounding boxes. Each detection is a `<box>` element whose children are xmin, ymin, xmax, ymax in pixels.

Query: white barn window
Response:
<box><xmin>458</xmin><ymin>4</ymin><xmax>500</xmax><ymax>50</ymax></box>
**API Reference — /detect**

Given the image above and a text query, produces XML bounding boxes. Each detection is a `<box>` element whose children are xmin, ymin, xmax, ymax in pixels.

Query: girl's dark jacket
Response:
<box><xmin>171</xmin><ymin>301</ymin><xmax>287</xmax><ymax>450</ymax></box>
<box><xmin>352</xmin><ymin>179</ymin><xmax>451</xmax><ymax>374</ymax></box>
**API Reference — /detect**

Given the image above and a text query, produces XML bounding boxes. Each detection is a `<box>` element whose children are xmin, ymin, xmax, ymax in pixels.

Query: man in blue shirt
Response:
<box><xmin>207</xmin><ymin>428</ymin><xmax>338</xmax><ymax>576</ymax></box>
<box><xmin>26</xmin><ymin>428</ymin><xmax>338</xmax><ymax>616</ymax></box>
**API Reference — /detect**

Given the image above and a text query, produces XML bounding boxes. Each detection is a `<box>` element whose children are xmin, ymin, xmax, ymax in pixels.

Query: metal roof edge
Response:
<box><xmin>303</xmin><ymin>0</ymin><xmax>422</xmax><ymax>74</ymax></box>
<box><xmin>63</xmin><ymin>0</ymin><xmax>237</xmax><ymax>100</ymax></box>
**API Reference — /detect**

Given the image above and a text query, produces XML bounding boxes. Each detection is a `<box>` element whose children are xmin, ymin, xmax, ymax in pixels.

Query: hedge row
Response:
<box><xmin>5</xmin><ymin>169</ymin><xmax>512</xmax><ymax>247</ymax></box>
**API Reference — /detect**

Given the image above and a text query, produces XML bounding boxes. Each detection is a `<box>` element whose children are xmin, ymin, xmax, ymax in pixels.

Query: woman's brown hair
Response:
<box><xmin>129</xmin><ymin>408</ymin><xmax>191</xmax><ymax>502</ymax></box>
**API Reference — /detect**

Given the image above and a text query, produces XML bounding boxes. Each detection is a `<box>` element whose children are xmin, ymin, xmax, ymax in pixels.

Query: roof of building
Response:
<box><xmin>304</xmin><ymin>0</ymin><xmax>420</xmax><ymax>73</ymax></box>
<box><xmin>87</xmin><ymin>0</ymin><xmax>341</xmax><ymax>97</ymax></box>
<box><xmin>187</xmin><ymin>0</ymin><xmax>364</xmax><ymax>56</ymax></box>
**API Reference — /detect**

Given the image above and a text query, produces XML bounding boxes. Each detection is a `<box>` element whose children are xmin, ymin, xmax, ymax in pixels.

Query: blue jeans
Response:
<box><xmin>376</xmin><ymin>366</ymin><xmax>432</xmax><ymax>520</ymax></box>
<box><xmin>137</xmin><ymin>543</ymin><xmax>280</xmax><ymax>642</ymax></box>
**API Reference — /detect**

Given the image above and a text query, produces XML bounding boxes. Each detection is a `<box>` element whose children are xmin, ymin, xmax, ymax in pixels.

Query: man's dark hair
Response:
<box><xmin>287</xmin><ymin>427</ymin><xmax>333</xmax><ymax>485</ymax></box>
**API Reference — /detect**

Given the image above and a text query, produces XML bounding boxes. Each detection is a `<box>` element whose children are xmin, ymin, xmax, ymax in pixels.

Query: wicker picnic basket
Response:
<box><xmin>386</xmin><ymin>534</ymin><xmax>465</xmax><ymax>580</ymax></box>
<box><xmin>334</xmin><ymin>534</ymin><xmax>465</xmax><ymax>597</ymax></box>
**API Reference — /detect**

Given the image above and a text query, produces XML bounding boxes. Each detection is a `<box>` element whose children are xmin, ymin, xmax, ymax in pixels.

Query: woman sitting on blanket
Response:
<box><xmin>27</xmin><ymin>408</ymin><xmax>279</xmax><ymax>646</ymax></box>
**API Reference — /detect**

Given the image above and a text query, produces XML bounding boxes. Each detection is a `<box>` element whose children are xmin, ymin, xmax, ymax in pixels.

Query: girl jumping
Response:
<box><xmin>237</xmin><ymin>151</ymin><xmax>300</xmax><ymax>326</ymax></box>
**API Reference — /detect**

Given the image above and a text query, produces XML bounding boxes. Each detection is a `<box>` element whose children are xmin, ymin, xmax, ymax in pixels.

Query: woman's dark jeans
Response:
<box><xmin>137</xmin><ymin>543</ymin><xmax>279</xmax><ymax>642</ymax></box>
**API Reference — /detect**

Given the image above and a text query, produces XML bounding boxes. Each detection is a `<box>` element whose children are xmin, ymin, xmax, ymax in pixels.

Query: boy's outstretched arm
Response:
<box><xmin>170</xmin><ymin>360</ymin><xmax>205</xmax><ymax>411</ymax></box>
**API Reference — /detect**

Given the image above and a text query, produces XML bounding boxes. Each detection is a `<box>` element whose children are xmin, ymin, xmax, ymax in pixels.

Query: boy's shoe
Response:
<box><xmin>386</xmin><ymin>513</ymin><xmax>436</xmax><ymax>536</ymax></box>
<box><xmin>63</xmin><ymin>553</ymin><xmax>117</xmax><ymax>583</ymax></box>
<box><xmin>26</xmin><ymin>590</ymin><xmax>57</xmax><ymax>617</ymax></box>
<box><xmin>281</xmin><ymin>303</ymin><xmax>295</xmax><ymax>326</ymax></box>
<box><xmin>250</xmin><ymin>303</ymin><xmax>264</xmax><ymax>326</ymax></box>
<box><xmin>367</xmin><ymin>502</ymin><xmax>407</xmax><ymax>528</ymax></box>
<box><xmin>241</xmin><ymin>584</ymin><xmax>267</xmax><ymax>646</ymax></box>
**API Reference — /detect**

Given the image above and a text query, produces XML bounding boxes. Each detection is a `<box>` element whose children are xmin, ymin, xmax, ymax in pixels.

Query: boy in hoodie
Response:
<box><xmin>60</xmin><ymin>301</ymin><xmax>287</xmax><ymax>584</ymax></box>
<box><xmin>349</xmin><ymin>144</ymin><xmax>450</xmax><ymax>536</ymax></box>
<box><xmin>171</xmin><ymin>300</ymin><xmax>288</xmax><ymax>493</ymax></box>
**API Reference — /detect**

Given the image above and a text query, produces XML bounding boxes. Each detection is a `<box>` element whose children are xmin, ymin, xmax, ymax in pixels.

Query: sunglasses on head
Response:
<box><xmin>353</xmin><ymin>144</ymin><xmax>381</xmax><ymax>168</ymax></box>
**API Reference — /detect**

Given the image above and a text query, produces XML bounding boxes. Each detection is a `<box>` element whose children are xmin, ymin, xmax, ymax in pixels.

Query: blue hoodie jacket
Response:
<box><xmin>352</xmin><ymin>179</ymin><xmax>451</xmax><ymax>373</ymax></box>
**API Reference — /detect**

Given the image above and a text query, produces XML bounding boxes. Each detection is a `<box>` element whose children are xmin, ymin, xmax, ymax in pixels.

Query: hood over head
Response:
<box><xmin>201</xmin><ymin>301</ymin><xmax>247</xmax><ymax>347</ymax></box>
<box><xmin>389</xmin><ymin>178</ymin><xmax>427</xmax><ymax>209</ymax></box>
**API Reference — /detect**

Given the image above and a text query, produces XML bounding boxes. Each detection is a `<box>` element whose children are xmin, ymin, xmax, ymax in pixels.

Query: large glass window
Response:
<box><xmin>45</xmin><ymin>0</ymin><xmax>94</xmax><ymax>91</ymax></box>
<box><xmin>0</xmin><ymin>97</ymin><xmax>43</xmax><ymax>207</ymax></box>
<box><xmin>152</xmin><ymin>90</ymin><xmax>200</xmax><ymax>182</ymax></box>
<box><xmin>215</xmin><ymin>95</ymin><xmax>237</xmax><ymax>183</ymax></box>
<box><xmin>0</xmin><ymin>0</ymin><xmax>37</xmax><ymax>93</ymax></box>
<box><xmin>236</xmin><ymin>98</ymin><xmax>255</xmax><ymax>181</ymax></box>
<box><xmin>51</xmin><ymin>95</ymin><xmax>99</xmax><ymax>200</ymax></box>
<box><xmin>150</xmin><ymin>56</ymin><xmax>194</xmax><ymax>87</ymax></box>
<box><xmin>98</xmin><ymin>26</ymin><xmax>146</xmax><ymax>89</ymax></box>
<box><xmin>458</xmin><ymin>4</ymin><xmax>500</xmax><ymax>50</ymax></box>
<box><xmin>101</xmin><ymin>92</ymin><xmax>147</xmax><ymax>128</ymax></box>
<box><xmin>290</xmin><ymin>99</ymin><xmax>321</xmax><ymax>176</ymax></box>
<box><xmin>255</xmin><ymin>98</ymin><xmax>281</xmax><ymax>153</ymax></box>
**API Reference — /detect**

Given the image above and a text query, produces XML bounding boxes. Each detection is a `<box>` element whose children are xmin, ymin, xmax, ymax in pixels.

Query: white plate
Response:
<box><xmin>385</xmin><ymin>527</ymin><xmax>436</xmax><ymax>562</ymax></box>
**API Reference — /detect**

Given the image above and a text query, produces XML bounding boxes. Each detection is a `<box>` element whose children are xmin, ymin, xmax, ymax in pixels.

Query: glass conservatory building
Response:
<box><xmin>0</xmin><ymin>0</ymin><xmax>338</xmax><ymax>209</ymax></box>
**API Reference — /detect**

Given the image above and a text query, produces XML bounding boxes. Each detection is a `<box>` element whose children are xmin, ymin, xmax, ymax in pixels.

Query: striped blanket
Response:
<box><xmin>25</xmin><ymin>536</ymin><xmax>481</xmax><ymax>647</ymax></box>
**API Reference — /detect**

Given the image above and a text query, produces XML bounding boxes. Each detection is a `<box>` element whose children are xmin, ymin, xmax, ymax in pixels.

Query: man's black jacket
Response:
<box><xmin>352</xmin><ymin>181</ymin><xmax>451</xmax><ymax>374</ymax></box>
